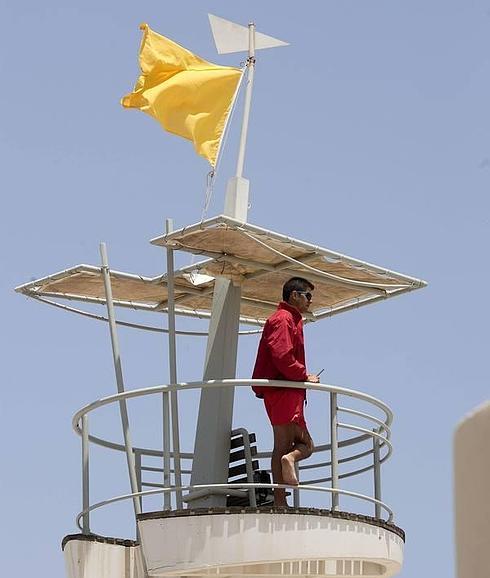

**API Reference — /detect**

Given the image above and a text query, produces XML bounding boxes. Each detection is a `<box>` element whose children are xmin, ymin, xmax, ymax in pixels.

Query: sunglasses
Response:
<box><xmin>296</xmin><ymin>291</ymin><xmax>312</xmax><ymax>301</ymax></box>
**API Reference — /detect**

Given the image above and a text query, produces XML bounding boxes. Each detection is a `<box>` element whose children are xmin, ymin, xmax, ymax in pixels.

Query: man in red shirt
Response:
<box><xmin>252</xmin><ymin>277</ymin><xmax>319</xmax><ymax>506</ymax></box>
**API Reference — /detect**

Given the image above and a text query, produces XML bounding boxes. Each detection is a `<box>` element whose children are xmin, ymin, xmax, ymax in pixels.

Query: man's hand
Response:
<box><xmin>307</xmin><ymin>374</ymin><xmax>320</xmax><ymax>383</ymax></box>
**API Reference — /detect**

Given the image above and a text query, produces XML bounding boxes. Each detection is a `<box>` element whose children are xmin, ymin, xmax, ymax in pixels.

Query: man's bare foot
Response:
<box><xmin>281</xmin><ymin>454</ymin><xmax>299</xmax><ymax>486</ymax></box>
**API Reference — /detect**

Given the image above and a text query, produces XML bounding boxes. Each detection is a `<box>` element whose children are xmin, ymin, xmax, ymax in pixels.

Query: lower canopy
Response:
<box><xmin>15</xmin><ymin>215</ymin><xmax>426</xmax><ymax>326</ymax></box>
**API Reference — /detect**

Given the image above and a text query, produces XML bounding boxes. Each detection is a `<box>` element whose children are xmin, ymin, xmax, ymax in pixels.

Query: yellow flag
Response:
<box><xmin>122</xmin><ymin>23</ymin><xmax>242</xmax><ymax>168</ymax></box>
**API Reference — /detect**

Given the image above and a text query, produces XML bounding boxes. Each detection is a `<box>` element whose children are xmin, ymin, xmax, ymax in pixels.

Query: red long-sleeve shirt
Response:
<box><xmin>252</xmin><ymin>301</ymin><xmax>308</xmax><ymax>398</ymax></box>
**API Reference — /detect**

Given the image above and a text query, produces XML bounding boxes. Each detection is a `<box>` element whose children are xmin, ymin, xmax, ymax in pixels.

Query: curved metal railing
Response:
<box><xmin>73</xmin><ymin>379</ymin><xmax>394</xmax><ymax>535</ymax></box>
<box><xmin>75</xmin><ymin>483</ymin><xmax>394</xmax><ymax>531</ymax></box>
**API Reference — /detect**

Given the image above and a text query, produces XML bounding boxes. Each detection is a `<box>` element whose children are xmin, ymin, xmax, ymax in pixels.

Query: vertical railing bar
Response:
<box><xmin>100</xmin><ymin>243</ymin><xmax>141</xmax><ymax>521</ymax></box>
<box><xmin>330</xmin><ymin>392</ymin><xmax>339</xmax><ymax>511</ymax></box>
<box><xmin>293</xmin><ymin>463</ymin><xmax>300</xmax><ymax>508</ymax></box>
<box><xmin>134</xmin><ymin>449</ymin><xmax>143</xmax><ymax>511</ymax></box>
<box><xmin>162</xmin><ymin>392</ymin><xmax>171</xmax><ymax>510</ymax></box>
<box><xmin>373</xmin><ymin>428</ymin><xmax>382</xmax><ymax>519</ymax></box>
<box><xmin>165</xmin><ymin>218</ymin><xmax>183</xmax><ymax>509</ymax></box>
<box><xmin>81</xmin><ymin>414</ymin><xmax>90</xmax><ymax>534</ymax></box>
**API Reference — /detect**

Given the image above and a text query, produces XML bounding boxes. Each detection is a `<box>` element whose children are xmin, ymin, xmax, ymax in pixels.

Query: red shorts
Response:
<box><xmin>263</xmin><ymin>388</ymin><xmax>307</xmax><ymax>429</ymax></box>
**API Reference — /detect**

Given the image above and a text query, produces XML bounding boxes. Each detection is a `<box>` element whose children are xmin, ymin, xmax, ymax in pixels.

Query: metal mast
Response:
<box><xmin>188</xmin><ymin>23</ymin><xmax>256</xmax><ymax>507</ymax></box>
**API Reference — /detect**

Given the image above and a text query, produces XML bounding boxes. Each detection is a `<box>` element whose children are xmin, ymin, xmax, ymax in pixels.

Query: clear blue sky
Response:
<box><xmin>2</xmin><ymin>2</ymin><xmax>489</xmax><ymax>577</ymax></box>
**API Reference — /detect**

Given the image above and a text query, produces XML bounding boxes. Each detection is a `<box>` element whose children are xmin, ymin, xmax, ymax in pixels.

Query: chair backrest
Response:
<box><xmin>228</xmin><ymin>428</ymin><xmax>272</xmax><ymax>507</ymax></box>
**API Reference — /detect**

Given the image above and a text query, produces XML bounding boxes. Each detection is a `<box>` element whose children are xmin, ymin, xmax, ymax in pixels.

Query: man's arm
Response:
<box><xmin>265</xmin><ymin>316</ymin><xmax>308</xmax><ymax>382</ymax></box>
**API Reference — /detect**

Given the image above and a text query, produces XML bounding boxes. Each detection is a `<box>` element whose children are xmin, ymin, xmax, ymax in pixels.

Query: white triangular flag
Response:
<box><xmin>208</xmin><ymin>14</ymin><xmax>289</xmax><ymax>54</ymax></box>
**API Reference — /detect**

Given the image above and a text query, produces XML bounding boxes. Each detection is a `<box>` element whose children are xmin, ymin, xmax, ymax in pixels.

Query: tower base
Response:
<box><xmin>138</xmin><ymin>507</ymin><xmax>405</xmax><ymax>578</ymax></box>
<box><xmin>62</xmin><ymin>534</ymin><xmax>145</xmax><ymax>578</ymax></box>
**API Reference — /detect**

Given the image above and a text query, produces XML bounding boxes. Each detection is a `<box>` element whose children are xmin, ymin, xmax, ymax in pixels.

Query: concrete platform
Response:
<box><xmin>138</xmin><ymin>507</ymin><xmax>405</xmax><ymax>578</ymax></box>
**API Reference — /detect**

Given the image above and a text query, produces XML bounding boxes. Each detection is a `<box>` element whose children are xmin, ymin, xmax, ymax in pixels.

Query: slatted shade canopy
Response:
<box><xmin>16</xmin><ymin>216</ymin><xmax>426</xmax><ymax>326</ymax></box>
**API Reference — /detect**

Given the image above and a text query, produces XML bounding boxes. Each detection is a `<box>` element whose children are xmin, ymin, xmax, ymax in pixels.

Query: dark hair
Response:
<box><xmin>282</xmin><ymin>277</ymin><xmax>315</xmax><ymax>302</ymax></box>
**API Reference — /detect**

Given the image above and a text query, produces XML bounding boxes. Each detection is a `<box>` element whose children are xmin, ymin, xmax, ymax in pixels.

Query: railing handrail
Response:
<box><xmin>80</xmin><ymin>429</ymin><xmax>385</xmax><ymax>460</ymax></box>
<box><xmin>72</xmin><ymin>378</ymin><xmax>392</xmax><ymax>439</ymax></box>
<box><xmin>76</xmin><ymin>379</ymin><xmax>394</xmax><ymax>533</ymax></box>
<box><xmin>72</xmin><ymin>380</ymin><xmax>392</xmax><ymax>478</ymax></box>
<box><xmin>75</xmin><ymin>482</ymin><xmax>395</xmax><ymax>529</ymax></box>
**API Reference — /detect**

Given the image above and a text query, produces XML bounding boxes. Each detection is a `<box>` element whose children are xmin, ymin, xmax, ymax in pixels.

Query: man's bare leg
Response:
<box><xmin>272</xmin><ymin>424</ymin><xmax>314</xmax><ymax>505</ymax></box>
<box><xmin>281</xmin><ymin>424</ymin><xmax>314</xmax><ymax>486</ymax></box>
<box><xmin>272</xmin><ymin>424</ymin><xmax>295</xmax><ymax>506</ymax></box>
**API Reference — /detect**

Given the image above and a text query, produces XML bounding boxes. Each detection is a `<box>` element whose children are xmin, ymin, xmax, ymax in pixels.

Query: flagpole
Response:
<box><xmin>224</xmin><ymin>23</ymin><xmax>255</xmax><ymax>222</ymax></box>
<box><xmin>235</xmin><ymin>23</ymin><xmax>256</xmax><ymax>179</ymax></box>
<box><xmin>189</xmin><ymin>23</ymin><xmax>257</xmax><ymax>508</ymax></box>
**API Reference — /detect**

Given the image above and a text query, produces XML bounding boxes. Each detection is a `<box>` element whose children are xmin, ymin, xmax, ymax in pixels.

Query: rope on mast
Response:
<box><xmin>199</xmin><ymin>66</ymin><xmax>247</xmax><ymax>225</ymax></box>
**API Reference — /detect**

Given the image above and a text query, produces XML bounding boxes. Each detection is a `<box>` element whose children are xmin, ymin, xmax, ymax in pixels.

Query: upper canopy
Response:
<box><xmin>16</xmin><ymin>215</ymin><xmax>426</xmax><ymax>326</ymax></box>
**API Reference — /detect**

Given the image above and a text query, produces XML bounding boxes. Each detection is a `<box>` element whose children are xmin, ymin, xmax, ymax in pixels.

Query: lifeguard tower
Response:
<box><xmin>16</xmin><ymin>15</ymin><xmax>426</xmax><ymax>578</ymax></box>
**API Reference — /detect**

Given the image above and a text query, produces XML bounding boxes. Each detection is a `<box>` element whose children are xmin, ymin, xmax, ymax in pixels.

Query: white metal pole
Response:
<box><xmin>161</xmin><ymin>232</ymin><xmax>172</xmax><ymax>511</ymax></box>
<box><xmin>81</xmin><ymin>413</ymin><xmax>90</xmax><ymax>534</ymax></box>
<box><xmin>162</xmin><ymin>392</ymin><xmax>171</xmax><ymax>510</ymax></box>
<box><xmin>134</xmin><ymin>449</ymin><xmax>143</xmax><ymax>511</ymax></box>
<box><xmin>235</xmin><ymin>23</ymin><xmax>256</xmax><ymax>179</ymax></box>
<box><xmin>189</xmin><ymin>23</ymin><xmax>255</xmax><ymax>508</ymax></box>
<box><xmin>166</xmin><ymin>218</ymin><xmax>183</xmax><ymax>509</ymax></box>
<box><xmin>330</xmin><ymin>392</ymin><xmax>339</xmax><ymax>511</ymax></box>
<box><xmin>293</xmin><ymin>463</ymin><xmax>300</xmax><ymax>508</ymax></box>
<box><xmin>373</xmin><ymin>430</ymin><xmax>382</xmax><ymax>519</ymax></box>
<box><xmin>100</xmin><ymin>243</ymin><xmax>141</xmax><ymax>518</ymax></box>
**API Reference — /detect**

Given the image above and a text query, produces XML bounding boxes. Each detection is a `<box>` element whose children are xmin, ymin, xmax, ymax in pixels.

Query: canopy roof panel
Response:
<box><xmin>150</xmin><ymin>215</ymin><xmax>426</xmax><ymax>322</ymax></box>
<box><xmin>16</xmin><ymin>216</ymin><xmax>426</xmax><ymax>326</ymax></box>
